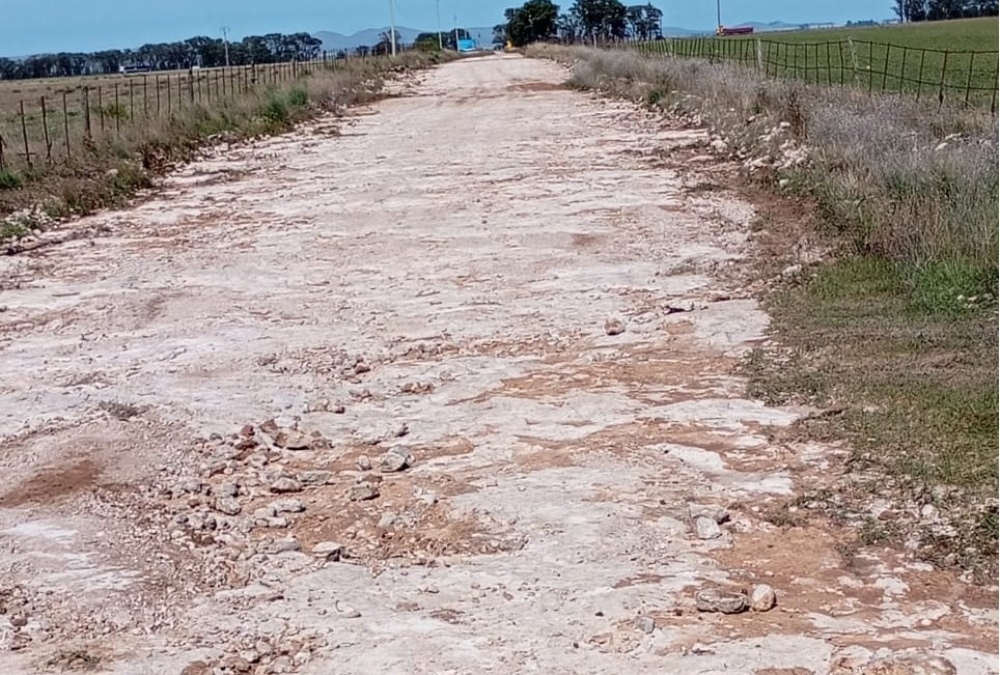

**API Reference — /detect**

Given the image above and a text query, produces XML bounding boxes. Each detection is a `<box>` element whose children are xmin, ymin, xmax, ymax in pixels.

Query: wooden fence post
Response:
<box><xmin>62</xmin><ymin>91</ymin><xmax>71</xmax><ymax>158</ymax></box>
<box><xmin>937</xmin><ymin>51</ymin><xmax>949</xmax><ymax>107</ymax></box>
<box><xmin>964</xmin><ymin>51</ymin><xmax>975</xmax><ymax>106</ymax></box>
<box><xmin>114</xmin><ymin>82</ymin><xmax>121</xmax><ymax>134</ymax></box>
<box><xmin>40</xmin><ymin>96</ymin><xmax>52</xmax><ymax>163</ymax></box>
<box><xmin>847</xmin><ymin>39</ymin><xmax>860</xmax><ymax>87</ymax></box>
<box><xmin>916</xmin><ymin>49</ymin><xmax>926</xmax><ymax>101</ymax></box>
<box><xmin>19</xmin><ymin>100</ymin><xmax>32</xmax><ymax>170</ymax></box>
<box><xmin>98</xmin><ymin>86</ymin><xmax>105</xmax><ymax>134</ymax></box>
<box><xmin>83</xmin><ymin>86</ymin><xmax>92</xmax><ymax>142</ymax></box>
<box><xmin>881</xmin><ymin>43</ymin><xmax>890</xmax><ymax>91</ymax></box>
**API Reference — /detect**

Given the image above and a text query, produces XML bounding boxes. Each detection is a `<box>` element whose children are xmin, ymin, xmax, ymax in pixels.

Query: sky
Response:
<box><xmin>2</xmin><ymin>0</ymin><xmax>894</xmax><ymax>57</ymax></box>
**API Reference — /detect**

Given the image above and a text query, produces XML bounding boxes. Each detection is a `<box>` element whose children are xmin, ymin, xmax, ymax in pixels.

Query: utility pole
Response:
<box><xmin>436</xmin><ymin>0</ymin><xmax>443</xmax><ymax>50</ymax></box>
<box><xmin>453</xmin><ymin>13</ymin><xmax>458</xmax><ymax>51</ymax></box>
<box><xmin>716</xmin><ymin>0</ymin><xmax>722</xmax><ymax>31</ymax></box>
<box><xmin>221</xmin><ymin>26</ymin><xmax>231</xmax><ymax>68</ymax></box>
<box><xmin>389</xmin><ymin>0</ymin><xmax>397</xmax><ymax>56</ymax></box>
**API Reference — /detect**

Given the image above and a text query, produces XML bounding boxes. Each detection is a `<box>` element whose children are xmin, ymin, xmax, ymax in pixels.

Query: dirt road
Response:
<box><xmin>0</xmin><ymin>54</ymin><xmax>995</xmax><ymax>675</ymax></box>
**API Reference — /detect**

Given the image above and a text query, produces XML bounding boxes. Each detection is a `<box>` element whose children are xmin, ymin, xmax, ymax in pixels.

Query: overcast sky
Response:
<box><xmin>3</xmin><ymin>0</ymin><xmax>893</xmax><ymax>56</ymax></box>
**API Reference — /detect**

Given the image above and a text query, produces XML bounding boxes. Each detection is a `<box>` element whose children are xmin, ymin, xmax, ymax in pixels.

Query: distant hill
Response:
<box><xmin>314</xmin><ymin>26</ymin><xmax>495</xmax><ymax>51</ymax></box>
<box><xmin>661</xmin><ymin>26</ymin><xmax>712</xmax><ymax>37</ymax></box>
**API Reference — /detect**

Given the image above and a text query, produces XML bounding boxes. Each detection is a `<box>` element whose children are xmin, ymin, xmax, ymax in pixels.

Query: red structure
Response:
<box><xmin>716</xmin><ymin>26</ymin><xmax>754</xmax><ymax>36</ymax></box>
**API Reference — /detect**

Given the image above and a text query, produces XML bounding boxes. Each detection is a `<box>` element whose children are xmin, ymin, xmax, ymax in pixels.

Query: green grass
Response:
<box><xmin>638</xmin><ymin>17</ymin><xmax>999</xmax><ymax>107</ymax></box>
<box><xmin>746</xmin><ymin>256</ymin><xmax>998</xmax><ymax>579</ymax></box>
<box><xmin>734</xmin><ymin>17</ymin><xmax>999</xmax><ymax>51</ymax></box>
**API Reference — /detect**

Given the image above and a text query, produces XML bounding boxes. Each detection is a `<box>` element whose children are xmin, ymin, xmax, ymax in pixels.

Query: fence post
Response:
<box><xmin>129</xmin><ymin>78</ymin><xmax>135</xmax><ymax>120</ymax></box>
<box><xmin>62</xmin><ymin>91</ymin><xmax>71</xmax><ymax>158</ymax></box>
<box><xmin>167</xmin><ymin>75</ymin><xmax>172</xmax><ymax>115</ymax></box>
<box><xmin>40</xmin><ymin>96</ymin><xmax>51</xmax><ymax>163</ymax></box>
<box><xmin>847</xmin><ymin>38</ymin><xmax>860</xmax><ymax>87</ymax></box>
<box><xmin>916</xmin><ymin>49</ymin><xmax>926</xmax><ymax>101</ymax></box>
<box><xmin>825</xmin><ymin>43</ymin><xmax>832</xmax><ymax>85</ymax></box>
<box><xmin>868</xmin><ymin>42</ymin><xmax>875</xmax><ymax>92</ymax></box>
<box><xmin>114</xmin><ymin>83</ymin><xmax>121</xmax><ymax>134</ymax></box>
<box><xmin>143</xmin><ymin>75</ymin><xmax>148</xmax><ymax>117</ymax></box>
<box><xmin>156</xmin><ymin>75</ymin><xmax>161</xmax><ymax>116</ymax></box>
<box><xmin>880</xmin><ymin>43</ymin><xmax>890</xmax><ymax>91</ymax></box>
<box><xmin>963</xmin><ymin>52</ymin><xmax>975</xmax><ymax>106</ymax></box>
<box><xmin>992</xmin><ymin>63</ymin><xmax>998</xmax><ymax>115</ymax></box>
<box><xmin>19</xmin><ymin>100</ymin><xmax>32</xmax><ymax>170</ymax></box>
<box><xmin>83</xmin><ymin>86</ymin><xmax>92</xmax><ymax>142</ymax></box>
<box><xmin>756</xmin><ymin>39</ymin><xmax>763</xmax><ymax>71</ymax></box>
<box><xmin>937</xmin><ymin>51</ymin><xmax>949</xmax><ymax>107</ymax></box>
<box><xmin>898</xmin><ymin>47</ymin><xmax>908</xmax><ymax>92</ymax></box>
<box><xmin>98</xmin><ymin>86</ymin><xmax>105</xmax><ymax>134</ymax></box>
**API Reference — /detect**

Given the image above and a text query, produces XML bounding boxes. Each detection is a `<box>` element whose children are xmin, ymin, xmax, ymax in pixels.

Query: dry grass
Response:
<box><xmin>529</xmin><ymin>44</ymin><xmax>999</xmax><ymax>580</ymax></box>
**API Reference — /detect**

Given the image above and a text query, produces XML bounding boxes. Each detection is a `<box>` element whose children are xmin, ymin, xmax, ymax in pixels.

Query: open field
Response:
<box><xmin>637</xmin><ymin>17</ymin><xmax>999</xmax><ymax>108</ymax></box>
<box><xmin>734</xmin><ymin>16</ymin><xmax>999</xmax><ymax>51</ymax></box>
<box><xmin>0</xmin><ymin>60</ymin><xmax>342</xmax><ymax>172</ymax></box>
<box><xmin>0</xmin><ymin>54</ymin><xmax>995</xmax><ymax>674</ymax></box>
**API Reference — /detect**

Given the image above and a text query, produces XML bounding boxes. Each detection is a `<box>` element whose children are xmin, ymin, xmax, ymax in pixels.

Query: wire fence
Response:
<box><xmin>0</xmin><ymin>53</ymin><xmax>389</xmax><ymax>173</ymax></box>
<box><xmin>621</xmin><ymin>37</ymin><xmax>999</xmax><ymax>112</ymax></box>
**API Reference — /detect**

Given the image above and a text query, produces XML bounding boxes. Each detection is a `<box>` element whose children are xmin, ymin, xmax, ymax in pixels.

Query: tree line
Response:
<box><xmin>0</xmin><ymin>32</ymin><xmax>323</xmax><ymax>80</ymax></box>
<box><xmin>893</xmin><ymin>0</ymin><xmax>998</xmax><ymax>21</ymax></box>
<box><xmin>497</xmin><ymin>1</ymin><xmax>662</xmax><ymax>47</ymax></box>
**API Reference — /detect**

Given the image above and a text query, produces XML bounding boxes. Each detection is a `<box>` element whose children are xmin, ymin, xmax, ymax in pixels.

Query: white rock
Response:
<box><xmin>214</xmin><ymin>497</ymin><xmax>242</xmax><ymax>516</ymax></box>
<box><xmin>270</xmin><ymin>477</ymin><xmax>303</xmax><ymax>493</ymax></box>
<box><xmin>694</xmin><ymin>516</ymin><xmax>723</xmax><ymax>540</ymax></box>
<box><xmin>695</xmin><ymin>588</ymin><xmax>747</xmax><ymax>614</ymax></box>
<box><xmin>312</xmin><ymin>541</ymin><xmax>343</xmax><ymax>561</ymax></box>
<box><xmin>688</xmin><ymin>504</ymin><xmax>728</xmax><ymax>524</ymax></box>
<box><xmin>379</xmin><ymin>445</ymin><xmax>413</xmax><ymax>473</ymax></box>
<box><xmin>750</xmin><ymin>584</ymin><xmax>777</xmax><ymax>612</ymax></box>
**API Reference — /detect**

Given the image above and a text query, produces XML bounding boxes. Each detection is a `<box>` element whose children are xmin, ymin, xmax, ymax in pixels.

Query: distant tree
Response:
<box><xmin>504</xmin><ymin>0</ymin><xmax>561</xmax><ymax>46</ymax></box>
<box><xmin>493</xmin><ymin>24</ymin><xmax>509</xmax><ymax>47</ymax></box>
<box><xmin>415</xmin><ymin>32</ymin><xmax>443</xmax><ymax>51</ymax></box>
<box><xmin>0</xmin><ymin>31</ymin><xmax>329</xmax><ymax>80</ymax></box>
<box><xmin>556</xmin><ymin>12</ymin><xmax>584</xmax><ymax>41</ymax></box>
<box><xmin>625</xmin><ymin>4</ymin><xmax>662</xmax><ymax>39</ymax></box>
<box><xmin>570</xmin><ymin>0</ymin><xmax>628</xmax><ymax>41</ymax></box>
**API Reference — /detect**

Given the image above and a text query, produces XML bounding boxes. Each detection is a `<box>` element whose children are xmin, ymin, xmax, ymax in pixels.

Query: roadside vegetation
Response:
<box><xmin>0</xmin><ymin>51</ymin><xmax>447</xmax><ymax>238</ymax></box>
<box><xmin>527</xmin><ymin>42</ymin><xmax>999</xmax><ymax>580</ymax></box>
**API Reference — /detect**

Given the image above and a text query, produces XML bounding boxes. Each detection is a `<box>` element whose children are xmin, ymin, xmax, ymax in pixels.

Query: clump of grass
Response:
<box><xmin>0</xmin><ymin>169</ymin><xmax>25</xmax><ymax>190</ymax></box>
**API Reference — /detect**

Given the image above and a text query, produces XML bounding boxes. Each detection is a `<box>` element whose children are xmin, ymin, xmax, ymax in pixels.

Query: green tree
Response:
<box><xmin>570</xmin><ymin>0</ymin><xmax>628</xmax><ymax>41</ymax></box>
<box><xmin>492</xmin><ymin>24</ymin><xmax>509</xmax><ymax>47</ymax></box>
<box><xmin>504</xmin><ymin>0</ymin><xmax>561</xmax><ymax>47</ymax></box>
<box><xmin>625</xmin><ymin>4</ymin><xmax>662</xmax><ymax>39</ymax></box>
<box><xmin>415</xmin><ymin>32</ymin><xmax>444</xmax><ymax>51</ymax></box>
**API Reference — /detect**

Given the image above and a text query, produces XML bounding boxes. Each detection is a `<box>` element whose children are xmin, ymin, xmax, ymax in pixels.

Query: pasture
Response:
<box><xmin>642</xmin><ymin>17</ymin><xmax>999</xmax><ymax>108</ymax></box>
